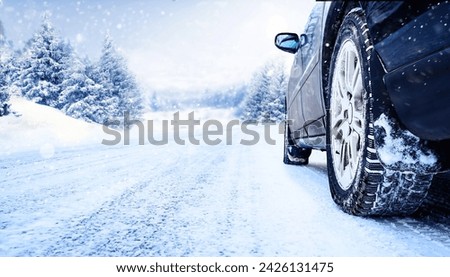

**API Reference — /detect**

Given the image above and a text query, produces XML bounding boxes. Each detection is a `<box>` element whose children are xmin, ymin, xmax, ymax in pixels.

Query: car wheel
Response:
<box><xmin>326</xmin><ymin>9</ymin><xmax>433</xmax><ymax>215</ymax></box>
<box><xmin>283</xmin><ymin>120</ymin><xmax>312</xmax><ymax>166</ymax></box>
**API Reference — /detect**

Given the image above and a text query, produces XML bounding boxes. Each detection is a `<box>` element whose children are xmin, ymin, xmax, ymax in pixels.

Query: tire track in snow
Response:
<box><xmin>0</xmin><ymin>145</ymin><xmax>141</xmax><ymax>219</ymax></box>
<box><xmin>42</xmin><ymin>143</ymin><xmax>227</xmax><ymax>256</ymax></box>
<box><xmin>1</xmin><ymin>145</ymin><xmax>128</xmax><ymax>183</ymax></box>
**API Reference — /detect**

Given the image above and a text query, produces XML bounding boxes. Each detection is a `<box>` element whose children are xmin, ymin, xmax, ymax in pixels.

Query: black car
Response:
<box><xmin>275</xmin><ymin>1</ymin><xmax>450</xmax><ymax>216</ymax></box>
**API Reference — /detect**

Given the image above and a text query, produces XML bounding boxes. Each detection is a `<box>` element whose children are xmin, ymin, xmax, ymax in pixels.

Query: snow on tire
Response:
<box><xmin>325</xmin><ymin>9</ymin><xmax>434</xmax><ymax>216</ymax></box>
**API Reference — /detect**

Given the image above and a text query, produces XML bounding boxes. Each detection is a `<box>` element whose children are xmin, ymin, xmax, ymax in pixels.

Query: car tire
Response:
<box><xmin>283</xmin><ymin>120</ymin><xmax>312</xmax><ymax>166</ymax></box>
<box><xmin>325</xmin><ymin>9</ymin><xmax>433</xmax><ymax>215</ymax></box>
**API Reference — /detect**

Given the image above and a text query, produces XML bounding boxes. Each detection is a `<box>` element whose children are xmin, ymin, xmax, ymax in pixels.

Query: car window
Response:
<box><xmin>301</xmin><ymin>4</ymin><xmax>322</xmax><ymax>68</ymax></box>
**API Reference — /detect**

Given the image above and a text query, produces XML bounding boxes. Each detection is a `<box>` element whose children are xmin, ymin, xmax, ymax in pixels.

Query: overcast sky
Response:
<box><xmin>0</xmin><ymin>0</ymin><xmax>316</xmax><ymax>91</ymax></box>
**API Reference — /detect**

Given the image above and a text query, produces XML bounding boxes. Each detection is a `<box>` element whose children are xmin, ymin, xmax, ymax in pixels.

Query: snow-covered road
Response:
<box><xmin>0</xmin><ymin>128</ymin><xmax>449</xmax><ymax>257</ymax></box>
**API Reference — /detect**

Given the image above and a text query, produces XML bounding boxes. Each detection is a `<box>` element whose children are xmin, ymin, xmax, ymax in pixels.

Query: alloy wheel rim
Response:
<box><xmin>330</xmin><ymin>39</ymin><xmax>366</xmax><ymax>190</ymax></box>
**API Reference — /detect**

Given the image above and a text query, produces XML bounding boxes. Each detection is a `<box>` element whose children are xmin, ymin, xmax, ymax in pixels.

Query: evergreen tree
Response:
<box><xmin>264</xmin><ymin>62</ymin><xmax>287</xmax><ymax>122</ymax></box>
<box><xmin>14</xmin><ymin>14</ymin><xmax>71</xmax><ymax>108</ymax></box>
<box><xmin>0</xmin><ymin>21</ymin><xmax>14</xmax><ymax>116</ymax></box>
<box><xmin>60</xmin><ymin>56</ymin><xmax>106</xmax><ymax>122</ymax></box>
<box><xmin>148</xmin><ymin>93</ymin><xmax>160</xmax><ymax>111</ymax></box>
<box><xmin>97</xmin><ymin>35</ymin><xmax>143</xmax><ymax>120</ymax></box>
<box><xmin>240</xmin><ymin>62</ymin><xmax>274</xmax><ymax>121</ymax></box>
<box><xmin>241</xmin><ymin>68</ymin><xmax>263</xmax><ymax>120</ymax></box>
<box><xmin>62</xmin><ymin>36</ymin><xmax>144</xmax><ymax>124</ymax></box>
<box><xmin>240</xmin><ymin>61</ymin><xmax>287</xmax><ymax>122</ymax></box>
<box><xmin>1</xmin><ymin>16</ymin><xmax>144</xmax><ymax>124</ymax></box>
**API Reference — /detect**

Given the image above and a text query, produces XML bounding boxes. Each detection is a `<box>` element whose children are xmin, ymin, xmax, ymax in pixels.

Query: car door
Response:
<box><xmin>298</xmin><ymin>4</ymin><xmax>326</xmax><ymax>144</ymax></box>
<box><xmin>287</xmin><ymin>47</ymin><xmax>306</xmax><ymax>138</ymax></box>
<box><xmin>288</xmin><ymin>4</ymin><xmax>325</xmax><ymax>146</ymax></box>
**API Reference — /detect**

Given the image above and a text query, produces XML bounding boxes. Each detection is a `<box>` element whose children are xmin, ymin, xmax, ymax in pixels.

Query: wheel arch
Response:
<box><xmin>321</xmin><ymin>3</ymin><xmax>444</xmax><ymax>175</ymax></box>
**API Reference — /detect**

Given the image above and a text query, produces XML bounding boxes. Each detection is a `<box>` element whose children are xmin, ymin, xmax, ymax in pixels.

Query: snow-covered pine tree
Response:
<box><xmin>13</xmin><ymin>14</ymin><xmax>71</xmax><ymax>108</ymax></box>
<box><xmin>58</xmin><ymin>52</ymin><xmax>87</xmax><ymax>112</ymax></box>
<box><xmin>97</xmin><ymin>35</ymin><xmax>143</xmax><ymax>121</ymax></box>
<box><xmin>148</xmin><ymin>93</ymin><xmax>160</xmax><ymax>111</ymax></box>
<box><xmin>240</xmin><ymin>62</ymin><xmax>275</xmax><ymax>121</ymax></box>
<box><xmin>0</xmin><ymin>20</ymin><xmax>14</xmax><ymax>116</ymax></box>
<box><xmin>58</xmin><ymin>55</ymin><xmax>105</xmax><ymax>122</ymax></box>
<box><xmin>265</xmin><ymin>62</ymin><xmax>287</xmax><ymax>122</ymax></box>
<box><xmin>239</xmin><ymin>60</ymin><xmax>288</xmax><ymax>122</ymax></box>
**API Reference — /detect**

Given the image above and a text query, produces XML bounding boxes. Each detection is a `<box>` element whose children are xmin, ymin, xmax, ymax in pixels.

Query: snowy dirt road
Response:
<box><xmin>0</xmin><ymin>128</ymin><xmax>449</xmax><ymax>257</ymax></box>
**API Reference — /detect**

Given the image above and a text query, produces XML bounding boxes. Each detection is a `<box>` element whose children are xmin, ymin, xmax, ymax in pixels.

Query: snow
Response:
<box><xmin>374</xmin><ymin>113</ymin><xmax>438</xmax><ymax>169</ymax></box>
<box><xmin>0</xmin><ymin>105</ymin><xmax>449</xmax><ymax>257</ymax></box>
<box><xmin>0</xmin><ymin>97</ymin><xmax>104</xmax><ymax>156</ymax></box>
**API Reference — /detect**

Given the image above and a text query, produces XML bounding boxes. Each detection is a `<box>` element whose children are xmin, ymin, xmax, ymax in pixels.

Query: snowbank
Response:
<box><xmin>0</xmin><ymin>97</ymin><xmax>104</xmax><ymax>156</ymax></box>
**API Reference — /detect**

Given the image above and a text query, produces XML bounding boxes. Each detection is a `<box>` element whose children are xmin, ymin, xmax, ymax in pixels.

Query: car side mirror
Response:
<box><xmin>274</xmin><ymin>33</ymin><xmax>307</xmax><ymax>54</ymax></box>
